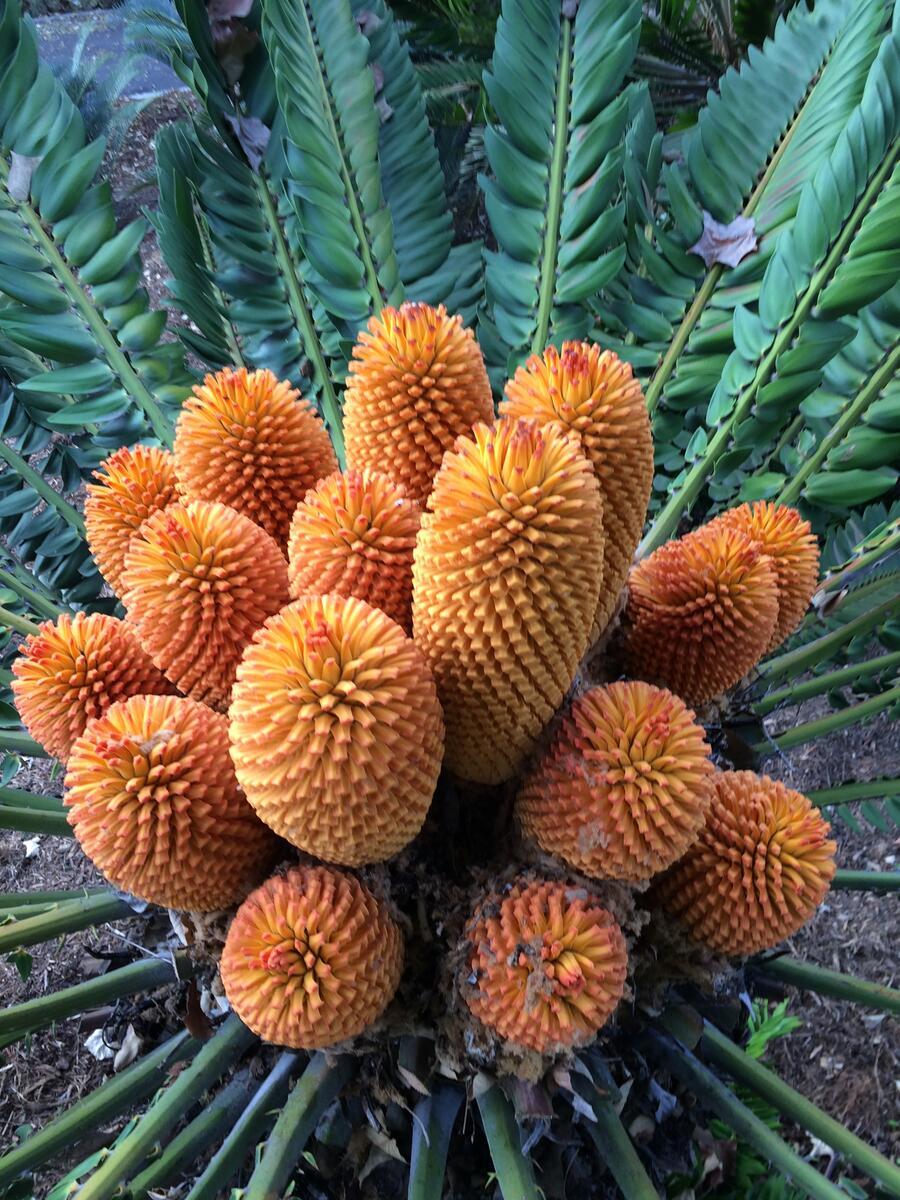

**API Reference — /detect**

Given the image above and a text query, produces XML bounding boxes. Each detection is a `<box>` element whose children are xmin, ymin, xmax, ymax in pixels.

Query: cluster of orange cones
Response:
<box><xmin>11</xmin><ymin>303</ymin><xmax>835</xmax><ymax>1055</ymax></box>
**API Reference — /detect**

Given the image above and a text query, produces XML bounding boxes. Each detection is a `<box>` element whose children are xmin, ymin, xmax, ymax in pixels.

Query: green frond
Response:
<box><xmin>152</xmin><ymin>123</ymin><xmax>245</xmax><ymax>370</ymax></box>
<box><xmin>479</xmin><ymin>0</ymin><xmax>641</xmax><ymax>381</ymax></box>
<box><xmin>699</xmin><ymin>1019</ymin><xmax>900</xmax><ymax>1193</ymax></box>
<box><xmin>643</xmin><ymin>0</ymin><xmax>900</xmax><ymax>549</ymax></box>
<box><xmin>0</xmin><ymin>1031</ymin><xmax>196</xmax><ymax>1186</ymax></box>
<box><xmin>349</xmin><ymin>0</ymin><xmax>456</xmax><ymax>297</ymax></box>
<box><xmin>0</xmin><ymin>5</ymin><xmax>191</xmax><ymax>449</ymax></box>
<box><xmin>754</xmin><ymin>955</ymin><xmax>900</xmax><ymax>1014</ymax></box>
<box><xmin>0</xmin><ymin>955</ymin><xmax>191</xmax><ymax>1043</ymax></box>
<box><xmin>74</xmin><ymin>1015</ymin><xmax>257</xmax><ymax>1200</ymax></box>
<box><xmin>261</xmin><ymin>0</ymin><xmax>403</xmax><ymax>334</ymax></box>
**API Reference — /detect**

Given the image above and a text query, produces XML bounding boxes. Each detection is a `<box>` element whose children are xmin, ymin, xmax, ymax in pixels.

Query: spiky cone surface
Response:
<box><xmin>121</xmin><ymin>500</ymin><xmax>289</xmax><ymax>711</ymax></box>
<box><xmin>412</xmin><ymin>417</ymin><xmax>604</xmax><ymax>784</ymax></box>
<box><xmin>654</xmin><ymin>771</ymin><xmax>836</xmax><ymax>955</ymax></box>
<box><xmin>64</xmin><ymin>694</ymin><xmax>277</xmax><ymax>911</ymax></box>
<box><xmin>516</xmin><ymin>682</ymin><xmax>714</xmax><ymax>882</ymax></box>
<box><xmin>287</xmin><ymin>469</ymin><xmax>421</xmax><ymax>632</ymax></box>
<box><xmin>84</xmin><ymin>444</ymin><xmax>179</xmax><ymax>595</ymax></box>
<box><xmin>501</xmin><ymin>343</ymin><xmax>652</xmax><ymax>637</ymax></box>
<box><xmin>343</xmin><ymin>303</ymin><xmax>494</xmax><ymax>505</ymax></box>
<box><xmin>220</xmin><ymin>865</ymin><xmax>404</xmax><ymax>1049</ymax></box>
<box><xmin>710</xmin><ymin>502</ymin><xmax>819</xmax><ymax>650</ymax></box>
<box><xmin>174</xmin><ymin>367</ymin><xmax>338</xmax><ymax>547</ymax></box>
<box><xmin>623</xmin><ymin>523</ymin><xmax>779</xmax><ymax>707</ymax></box>
<box><xmin>11</xmin><ymin>612</ymin><xmax>173</xmax><ymax>762</ymax></box>
<box><xmin>229</xmin><ymin>593</ymin><xmax>443</xmax><ymax>866</ymax></box>
<box><xmin>463</xmin><ymin>879</ymin><xmax>627</xmax><ymax>1053</ymax></box>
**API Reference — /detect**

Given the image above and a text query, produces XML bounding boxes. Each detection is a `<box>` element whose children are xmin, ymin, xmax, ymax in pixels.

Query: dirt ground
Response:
<box><xmin>759</xmin><ymin>706</ymin><xmax>899</xmax><ymax>1159</ymax></box>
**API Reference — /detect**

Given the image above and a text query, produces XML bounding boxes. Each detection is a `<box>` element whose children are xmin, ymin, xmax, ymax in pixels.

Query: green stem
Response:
<box><xmin>0</xmin><ymin>786</ymin><xmax>65</xmax><ymax>811</ymax></box>
<box><xmin>0</xmin><ymin>605</ymin><xmax>40</xmax><ymax>636</ymax></box>
<box><xmin>753</xmin><ymin>955</ymin><xmax>900</xmax><ymax>1014</ymax></box>
<box><xmin>700</xmin><ymin>1021</ymin><xmax>900</xmax><ymax>1192</ymax></box>
<box><xmin>0</xmin><ymin>730</ymin><xmax>49</xmax><ymax>756</ymax></box>
<box><xmin>7</xmin><ymin>179</ymin><xmax>174</xmax><ymax>446</ymax></box>
<box><xmin>755</xmin><ymin>684</ymin><xmax>900</xmax><ymax>752</ymax></box>
<box><xmin>577</xmin><ymin>1084</ymin><xmax>658</xmax><ymax>1199</ymax></box>
<box><xmin>124</xmin><ymin>1070</ymin><xmax>256</xmax><ymax>1199</ymax></box>
<box><xmin>647</xmin><ymin>1030</ymin><xmax>847</xmax><ymax>1200</ymax></box>
<box><xmin>243</xmin><ymin>1052</ymin><xmax>356</xmax><ymax>1200</ymax></box>
<box><xmin>0</xmin><ymin>954</ymin><xmax>191</xmax><ymax>1037</ymax></box>
<box><xmin>753</xmin><ymin>651</ymin><xmax>900</xmax><ymax>716</ymax></box>
<box><xmin>0</xmin><ymin>805</ymin><xmax>72</xmax><ymax>836</ymax></box>
<box><xmin>476</xmin><ymin>1083</ymin><xmax>541</xmax><ymax>1200</ymax></box>
<box><xmin>0</xmin><ymin>892</ymin><xmax>137</xmax><ymax>954</ymax></box>
<box><xmin>807</xmin><ymin>778</ymin><xmax>900</xmax><ymax>806</ymax></box>
<box><xmin>532</xmin><ymin>15</ymin><xmax>572</xmax><ymax>354</ymax></box>
<box><xmin>0</xmin><ymin>440</ymin><xmax>86</xmax><ymax>535</ymax></box>
<box><xmin>644</xmin><ymin>66</ymin><xmax>818</xmax><ymax>415</ymax></box>
<box><xmin>0</xmin><ymin>885</ymin><xmax>102</xmax><ymax>907</ymax></box>
<box><xmin>76</xmin><ymin>1014</ymin><xmax>257</xmax><ymax>1200</ymax></box>
<box><xmin>254</xmin><ymin>173</ymin><xmax>345</xmax><ymax>465</ymax></box>
<box><xmin>0</xmin><ymin>1031</ymin><xmax>196</xmax><ymax>1186</ymax></box>
<box><xmin>641</xmin><ymin>142</ymin><xmax>900</xmax><ymax>554</ymax></box>
<box><xmin>409</xmin><ymin>1080</ymin><xmax>465</xmax><ymax>1200</ymax></box>
<box><xmin>777</xmin><ymin>341</ymin><xmax>900</xmax><ymax>506</ymax></box>
<box><xmin>831</xmin><ymin>869</ymin><xmax>900</xmax><ymax>892</ymax></box>
<box><xmin>0</xmin><ymin>566</ymin><xmax>65</xmax><ymax>618</ymax></box>
<box><xmin>184</xmin><ymin>1052</ymin><xmax>302</xmax><ymax>1200</ymax></box>
<box><xmin>759</xmin><ymin>595</ymin><xmax>900</xmax><ymax>682</ymax></box>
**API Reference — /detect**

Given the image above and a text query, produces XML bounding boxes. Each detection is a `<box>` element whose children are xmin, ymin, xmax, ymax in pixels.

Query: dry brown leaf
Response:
<box><xmin>689</xmin><ymin>211</ymin><xmax>758</xmax><ymax>268</ymax></box>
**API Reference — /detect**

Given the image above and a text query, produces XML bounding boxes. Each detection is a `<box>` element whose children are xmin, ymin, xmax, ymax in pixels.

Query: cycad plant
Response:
<box><xmin>0</xmin><ymin>0</ymin><xmax>898</xmax><ymax>1197</ymax></box>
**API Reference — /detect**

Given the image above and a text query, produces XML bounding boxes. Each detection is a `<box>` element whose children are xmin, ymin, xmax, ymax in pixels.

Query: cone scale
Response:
<box><xmin>229</xmin><ymin>593</ymin><xmax>444</xmax><ymax>866</ymax></box>
<box><xmin>174</xmin><ymin>367</ymin><xmax>337</xmax><ymax>547</ymax></box>
<box><xmin>121</xmin><ymin>499</ymin><xmax>289</xmax><ymax>711</ymax></box>
<box><xmin>288</xmin><ymin>469</ymin><xmax>421</xmax><ymax>632</ymax></box>
<box><xmin>221</xmin><ymin>865</ymin><xmax>404</xmax><ymax>1049</ymax></box>
<box><xmin>655</xmin><ymin>771</ymin><xmax>836</xmax><ymax>955</ymax></box>
<box><xmin>12</xmin><ymin>612</ymin><xmax>173</xmax><ymax>762</ymax></box>
<box><xmin>412</xmin><ymin>417</ymin><xmax>605</xmax><ymax>784</ymax></box>
<box><xmin>624</xmin><ymin>522</ymin><xmax>779</xmax><ymax>706</ymax></box>
<box><xmin>343</xmin><ymin>303</ymin><xmax>494</xmax><ymax>504</ymax></box>
<box><xmin>84</xmin><ymin>444</ymin><xmax>179</xmax><ymax>596</ymax></box>
<box><xmin>463</xmin><ymin>879</ymin><xmax>628</xmax><ymax>1053</ymax></box>
<box><xmin>502</xmin><ymin>343</ymin><xmax>652</xmax><ymax>638</ymax></box>
<box><xmin>516</xmin><ymin>682</ymin><xmax>714</xmax><ymax>882</ymax></box>
<box><xmin>64</xmin><ymin>694</ymin><xmax>276</xmax><ymax>912</ymax></box>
